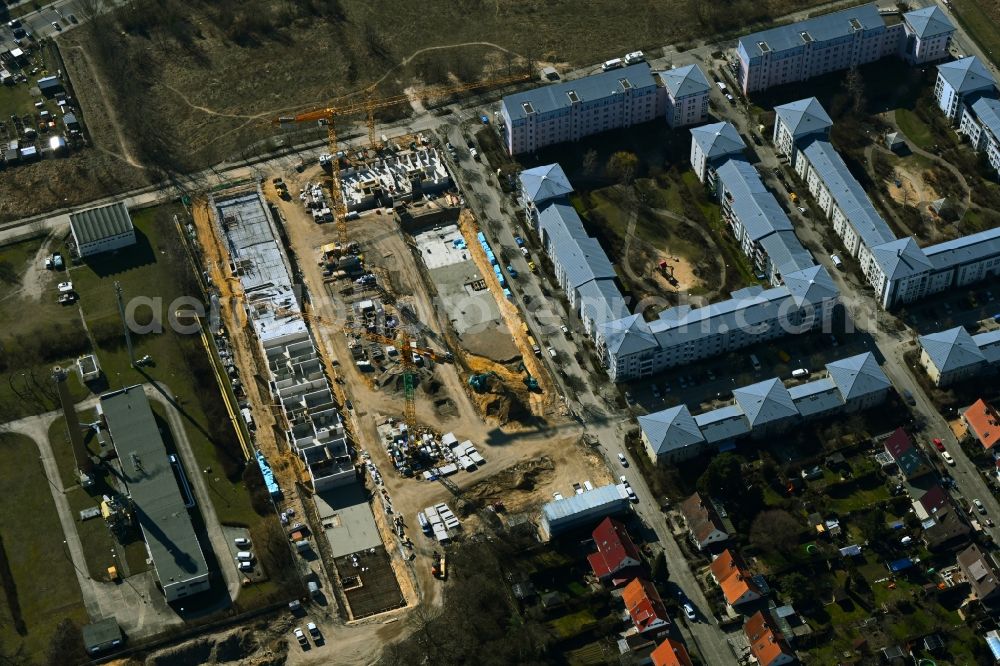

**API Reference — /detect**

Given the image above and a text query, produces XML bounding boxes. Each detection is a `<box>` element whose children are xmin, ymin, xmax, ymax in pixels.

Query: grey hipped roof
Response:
<box><xmin>70</xmin><ymin>201</ymin><xmax>134</xmax><ymax>245</ymax></box>
<box><xmin>537</xmin><ymin>202</ymin><xmax>617</xmax><ymax>290</ymax></box>
<box><xmin>781</xmin><ymin>264</ymin><xmax>839</xmax><ymax>307</ymax></box>
<box><xmin>971</xmin><ymin>97</ymin><xmax>1000</xmax><ymax>141</ymax></box>
<box><xmin>759</xmin><ymin>231</ymin><xmax>816</xmax><ymax>279</ymax></box>
<box><xmin>739</xmin><ymin>3</ymin><xmax>886</xmax><ymax>59</ymax></box>
<box><xmin>578</xmin><ymin>279</ymin><xmax>631</xmax><ymax>328</ymax></box>
<box><xmin>733</xmin><ymin>378</ymin><xmax>797</xmax><ymax>427</ymax></box>
<box><xmin>639</xmin><ymin>405</ymin><xmax>706</xmax><ymax>456</ymax></box>
<box><xmin>716</xmin><ymin>158</ymin><xmax>794</xmax><ymax>241</ymax></box>
<box><xmin>520</xmin><ymin>164</ymin><xmax>573</xmax><ymax>204</ymax></box>
<box><xmin>903</xmin><ymin>5</ymin><xmax>955</xmax><ymax>39</ymax></box>
<box><xmin>691</xmin><ymin>122</ymin><xmax>746</xmax><ymax>161</ymax></box>
<box><xmin>502</xmin><ymin>63</ymin><xmax>657</xmax><ymax>121</ymax></box>
<box><xmin>826</xmin><ymin>352</ymin><xmax>891</xmax><ymax>400</ymax></box>
<box><xmin>101</xmin><ymin>386</ymin><xmax>209</xmax><ymax>590</ymax></box>
<box><xmin>937</xmin><ymin>57</ymin><xmax>996</xmax><ymax>95</ymax></box>
<box><xmin>871</xmin><ymin>237</ymin><xmax>933</xmax><ymax>280</ymax></box>
<box><xmin>662</xmin><ymin>64</ymin><xmax>711</xmax><ymax>99</ymax></box>
<box><xmin>599</xmin><ymin>314</ymin><xmax>659</xmax><ymax>355</ymax></box>
<box><xmin>775</xmin><ymin>98</ymin><xmax>833</xmax><ymax>140</ymax></box>
<box><xmin>788</xmin><ymin>377</ymin><xmax>844</xmax><ymax>417</ymax></box>
<box><xmin>919</xmin><ymin>326</ymin><xmax>986</xmax><ymax>373</ymax></box>
<box><xmin>801</xmin><ymin>139</ymin><xmax>897</xmax><ymax>250</ymax></box>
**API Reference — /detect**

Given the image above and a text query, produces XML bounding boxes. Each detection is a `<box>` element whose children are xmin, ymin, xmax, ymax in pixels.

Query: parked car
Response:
<box><xmin>520</xmin><ymin>247</ymin><xmax>530</xmax><ymax>257</ymax></box>
<box><xmin>683</xmin><ymin>603</ymin><xmax>697</xmax><ymax>621</ymax></box>
<box><xmin>234</xmin><ymin>537</ymin><xmax>251</xmax><ymax>547</ymax></box>
<box><xmin>560</xmin><ymin>324</ymin><xmax>569</xmax><ymax>335</ymax></box>
<box><xmin>51</xmin><ymin>21</ymin><xmax>61</xmax><ymax>31</ymax></box>
<box><xmin>941</xmin><ymin>451</ymin><xmax>955</xmax><ymax>465</ymax></box>
<box><xmin>514</xmin><ymin>236</ymin><xmax>525</xmax><ymax>247</ymax></box>
<box><xmin>618</xmin><ymin>452</ymin><xmax>628</xmax><ymax>467</ymax></box>
<box><xmin>58</xmin><ymin>293</ymin><xmax>76</xmax><ymax>305</ymax></box>
<box><xmin>293</xmin><ymin>628</ymin><xmax>308</xmax><ymax>649</ymax></box>
<box><xmin>57</xmin><ymin>281</ymin><xmax>74</xmax><ymax>293</ymax></box>
<box><xmin>307</xmin><ymin>622</ymin><xmax>321</xmax><ymax>639</ymax></box>
<box><xmin>506</xmin><ymin>265</ymin><xmax>518</xmax><ymax>278</ymax></box>
<box><xmin>975</xmin><ymin>498</ymin><xmax>987</xmax><ymax>514</ymax></box>
<box><xmin>528</xmin><ymin>261</ymin><xmax>537</xmax><ymax>273</ymax></box>
<box><xmin>933</xmin><ymin>438</ymin><xmax>945</xmax><ymax>452</ymax></box>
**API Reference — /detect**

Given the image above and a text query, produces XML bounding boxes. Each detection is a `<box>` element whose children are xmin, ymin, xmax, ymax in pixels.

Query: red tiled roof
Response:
<box><xmin>745</xmin><ymin>610</ymin><xmax>792</xmax><ymax>666</ymax></box>
<box><xmin>919</xmin><ymin>485</ymin><xmax>947</xmax><ymax>515</ymax></box>
<box><xmin>884</xmin><ymin>427</ymin><xmax>914</xmax><ymax>458</ymax></box>
<box><xmin>622</xmin><ymin>578</ymin><xmax>670</xmax><ymax>634</ymax></box>
<box><xmin>650</xmin><ymin>638</ymin><xmax>694</xmax><ymax>666</ymax></box>
<box><xmin>710</xmin><ymin>550</ymin><xmax>762</xmax><ymax>606</ymax></box>
<box><xmin>588</xmin><ymin>517</ymin><xmax>642</xmax><ymax>579</ymax></box>
<box><xmin>679</xmin><ymin>492</ymin><xmax>727</xmax><ymax>544</ymax></box>
<box><xmin>965</xmin><ymin>399</ymin><xmax>1000</xmax><ymax>450</ymax></box>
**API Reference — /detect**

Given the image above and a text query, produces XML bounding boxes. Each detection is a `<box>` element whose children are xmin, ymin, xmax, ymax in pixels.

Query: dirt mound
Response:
<box><xmin>144</xmin><ymin>625</ymin><xmax>288</xmax><ymax>666</ymax></box>
<box><xmin>433</xmin><ymin>397</ymin><xmax>458</xmax><ymax>418</ymax></box>
<box><xmin>147</xmin><ymin>639</ymin><xmax>213</xmax><ymax>666</ymax></box>
<box><xmin>465</xmin><ymin>457</ymin><xmax>556</xmax><ymax>511</ymax></box>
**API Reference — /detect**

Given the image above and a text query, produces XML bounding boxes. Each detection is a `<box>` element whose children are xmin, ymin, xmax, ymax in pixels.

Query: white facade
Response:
<box><xmin>662</xmin><ymin>64</ymin><xmax>711</xmax><ymax>129</ymax></box>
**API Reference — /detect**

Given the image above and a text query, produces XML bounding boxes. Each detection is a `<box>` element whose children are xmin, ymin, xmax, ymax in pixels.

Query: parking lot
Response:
<box><xmin>903</xmin><ymin>286</ymin><xmax>1000</xmax><ymax>335</ymax></box>
<box><xmin>220</xmin><ymin>525</ymin><xmax>266</xmax><ymax>584</ymax></box>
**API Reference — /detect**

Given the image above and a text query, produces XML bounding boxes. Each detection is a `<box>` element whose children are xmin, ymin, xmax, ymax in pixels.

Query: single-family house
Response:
<box><xmin>957</xmin><ymin>543</ymin><xmax>1000</xmax><ymax>603</ymax></box>
<box><xmin>650</xmin><ymin>637</ymin><xmax>694</xmax><ymax>666</ymax></box>
<box><xmin>745</xmin><ymin>610</ymin><xmax>795</xmax><ymax>666</ymax></box>
<box><xmin>963</xmin><ymin>398</ymin><xmax>1000</xmax><ymax>450</ymax></box>
<box><xmin>711</xmin><ymin>549</ymin><xmax>764</xmax><ymax>607</ymax></box>
<box><xmin>883</xmin><ymin>427</ymin><xmax>932</xmax><ymax>480</ymax></box>
<box><xmin>587</xmin><ymin>517</ymin><xmax>643</xmax><ymax>585</ymax></box>
<box><xmin>622</xmin><ymin>578</ymin><xmax>671</xmax><ymax>638</ymax></box>
<box><xmin>679</xmin><ymin>493</ymin><xmax>729</xmax><ymax>551</ymax></box>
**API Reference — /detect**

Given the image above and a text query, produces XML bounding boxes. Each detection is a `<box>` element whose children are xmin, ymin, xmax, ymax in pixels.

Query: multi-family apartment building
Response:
<box><xmin>773</xmin><ymin>97</ymin><xmax>833</xmax><ymax>164</ymax></box>
<box><xmin>715</xmin><ymin>157</ymin><xmax>814</xmax><ymax>284</ymax></box>
<box><xmin>960</xmin><ymin>96</ymin><xmax>1000</xmax><ymax>174</ymax></box>
<box><xmin>518</xmin><ymin>162</ymin><xmax>839</xmax><ymax>383</ymax></box>
<box><xmin>640</xmin><ymin>352</ymin><xmax>891</xmax><ymax>462</ymax></box>
<box><xmin>934</xmin><ymin>56</ymin><xmax>996</xmax><ymax>123</ymax></box>
<box><xmin>690</xmin><ymin>121</ymin><xmax>746</xmax><ymax>188</ymax></box>
<box><xmin>737</xmin><ymin>4</ymin><xmax>954</xmax><ymax>94</ymax></box>
<box><xmin>918</xmin><ymin>326</ymin><xmax>1000</xmax><ymax>386</ymax></box>
<box><xmin>500</xmin><ymin>63</ymin><xmax>664</xmax><ymax>155</ymax></box>
<box><xmin>781</xmin><ymin>96</ymin><xmax>1000</xmax><ymax>308</ymax></box>
<box><xmin>661</xmin><ymin>64</ymin><xmax>711</xmax><ymax>128</ymax></box>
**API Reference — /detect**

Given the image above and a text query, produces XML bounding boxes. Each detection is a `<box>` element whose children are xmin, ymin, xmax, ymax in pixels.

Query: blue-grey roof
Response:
<box><xmin>693</xmin><ymin>405</ymin><xmax>751</xmax><ymax>444</ymax></box>
<box><xmin>783</xmin><ymin>264</ymin><xmax>839</xmax><ymax>307</ymax></box>
<box><xmin>788</xmin><ymin>377</ymin><xmax>844</xmax><ymax>417</ymax></box>
<box><xmin>801</xmin><ymin>139</ymin><xmax>896</xmax><ymax>250</ymax></box>
<box><xmin>541</xmin><ymin>483</ymin><xmax>629</xmax><ymax>524</ymax></box>
<box><xmin>662</xmin><ymin>64</ymin><xmax>711</xmax><ymax>99</ymax></box>
<box><xmin>919</xmin><ymin>326</ymin><xmax>985</xmax><ymax>374</ymax></box>
<box><xmin>716</xmin><ymin>158</ymin><xmax>794</xmax><ymax>241</ymax></box>
<box><xmin>739</xmin><ymin>3</ymin><xmax>886</xmax><ymax>59</ymax></box>
<box><xmin>871</xmin><ymin>237</ymin><xmax>933</xmax><ymax>280</ymax></box>
<box><xmin>578</xmin><ymin>278</ymin><xmax>631</xmax><ymax>328</ymax></box>
<box><xmin>923</xmin><ymin>225</ymin><xmax>1000</xmax><ymax>272</ymax></box>
<box><xmin>639</xmin><ymin>405</ymin><xmax>706</xmax><ymax>456</ymax></box>
<box><xmin>937</xmin><ymin>57</ymin><xmax>996</xmax><ymax>95</ymax></box>
<box><xmin>974</xmin><ymin>329</ymin><xmax>1000</xmax><ymax>365</ymax></box>
<box><xmin>733</xmin><ymin>378</ymin><xmax>798</xmax><ymax>427</ymax></box>
<box><xmin>502</xmin><ymin>63</ymin><xmax>657</xmax><ymax>121</ymax></box>
<box><xmin>538</xmin><ymin>200</ymin><xmax>588</xmax><ymax>239</ymax></box>
<box><xmin>825</xmin><ymin>352</ymin><xmax>891</xmax><ymax>401</ymax></box>
<box><xmin>971</xmin><ymin>97</ymin><xmax>1000</xmax><ymax>141</ymax></box>
<box><xmin>775</xmin><ymin>98</ymin><xmax>833</xmax><ymax>140</ymax></box>
<box><xmin>520</xmin><ymin>164</ymin><xmax>573</xmax><ymax>204</ymax></box>
<box><xmin>903</xmin><ymin>5</ymin><xmax>954</xmax><ymax>39</ymax></box>
<box><xmin>759</xmin><ymin>231</ymin><xmax>816</xmax><ymax>279</ymax></box>
<box><xmin>598</xmin><ymin>314</ymin><xmax>659</xmax><ymax>356</ymax></box>
<box><xmin>690</xmin><ymin>122</ymin><xmax>746</xmax><ymax>161</ymax></box>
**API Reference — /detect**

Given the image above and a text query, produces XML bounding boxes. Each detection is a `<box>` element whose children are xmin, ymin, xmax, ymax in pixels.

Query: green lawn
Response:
<box><xmin>547</xmin><ymin>609</ymin><xmax>598</xmax><ymax>639</ymax></box>
<box><xmin>0</xmin><ymin>433</ymin><xmax>88</xmax><ymax>661</ymax></box>
<box><xmin>895</xmin><ymin>109</ymin><xmax>935</xmax><ymax>151</ymax></box>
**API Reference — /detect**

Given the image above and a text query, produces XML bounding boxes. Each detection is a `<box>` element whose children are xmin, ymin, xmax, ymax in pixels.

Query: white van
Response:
<box><xmin>750</xmin><ymin>354</ymin><xmax>761</xmax><ymax>371</ymax></box>
<box><xmin>830</xmin><ymin>254</ymin><xmax>844</xmax><ymax>270</ymax></box>
<box><xmin>235</xmin><ymin>551</ymin><xmax>253</xmax><ymax>562</ymax></box>
<box><xmin>624</xmin><ymin>51</ymin><xmax>645</xmax><ymax>65</ymax></box>
<box><xmin>716</xmin><ymin>80</ymin><xmax>728</xmax><ymax>92</ymax></box>
<box><xmin>791</xmin><ymin>368</ymin><xmax>810</xmax><ymax>379</ymax></box>
<box><xmin>602</xmin><ymin>58</ymin><xmax>624</xmax><ymax>72</ymax></box>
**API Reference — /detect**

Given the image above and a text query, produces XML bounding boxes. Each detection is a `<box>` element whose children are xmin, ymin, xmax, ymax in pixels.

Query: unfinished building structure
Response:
<box><xmin>339</xmin><ymin>146</ymin><xmax>451</xmax><ymax>212</ymax></box>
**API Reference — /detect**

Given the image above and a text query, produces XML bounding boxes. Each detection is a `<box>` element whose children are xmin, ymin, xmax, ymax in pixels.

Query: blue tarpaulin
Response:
<box><xmin>888</xmin><ymin>558</ymin><xmax>914</xmax><ymax>572</ymax></box>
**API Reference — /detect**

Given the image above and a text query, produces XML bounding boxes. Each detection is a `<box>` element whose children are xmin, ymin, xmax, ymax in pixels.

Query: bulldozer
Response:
<box><xmin>469</xmin><ymin>371</ymin><xmax>499</xmax><ymax>393</ymax></box>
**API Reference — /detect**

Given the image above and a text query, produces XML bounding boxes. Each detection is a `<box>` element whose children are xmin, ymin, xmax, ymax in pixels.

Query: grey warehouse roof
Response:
<box><xmin>903</xmin><ymin>6</ymin><xmax>954</xmax><ymax>39</ymax></box>
<box><xmin>740</xmin><ymin>4</ymin><xmax>886</xmax><ymax>59</ymax></box>
<box><xmin>662</xmin><ymin>64</ymin><xmax>711</xmax><ymax>99</ymax></box>
<box><xmin>502</xmin><ymin>63</ymin><xmax>657</xmax><ymax>121</ymax></box>
<box><xmin>541</xmin><ymin>483</ymin><xmax>629</xmax><ymax>523</ymax></box>
<box><xmin>70</xmin><ymin>201</ymin><xmax>134</xmax><ymax>245</ymax></box>
<box><xmin>775</xmin><ymin>98</ymin><xmax>833</xmax><ymax>139</ymax></box>
<box><xmin>639</xmin><ymin>405</ymin><xmax>705</xmax><ymax>457</ymax></box>
<box><xmin>520</xmin><ymin>163</ymin><xmax>573</xmax><ymax>204</ymax></box>
<box><xmin>937</xmin><ymin>57</ymin><xmax>996</xmax><ymax>95</ymax></box>
<box><xmin>826</xmin><ymin>352</ymin><xmax>891</xmax><ymax>400</ymax></box>
<box><xmin>801</xmin><ymin>139</ymin><xmax>896</xmax><ymax>250</ymax></box>
<box><xmin>919</xmin><ymin>326</ymin><xmax>985</xmax><ymax>373</ymax></box>
<box><xmin>101</xmin><ymin>387</ymin><xmax>209</xmax><ymax>591</ymax></box>
<box><xmin>691</xmin><ymin>122</ymin><xmax>746</xmax><ymax>161</ymax></box>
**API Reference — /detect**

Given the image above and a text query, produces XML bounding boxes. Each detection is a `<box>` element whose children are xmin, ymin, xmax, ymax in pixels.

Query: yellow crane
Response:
<box><xmin>276</xmin><ymin>70</ymin><xmax>532</xmax><ymax>248</ymax></box>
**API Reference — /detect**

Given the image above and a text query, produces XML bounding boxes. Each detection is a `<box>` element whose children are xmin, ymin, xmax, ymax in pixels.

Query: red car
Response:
<box><xmin>933</xmin><ymin>438</ymin><xmax>945</xmax><ymax>452</ymax></box>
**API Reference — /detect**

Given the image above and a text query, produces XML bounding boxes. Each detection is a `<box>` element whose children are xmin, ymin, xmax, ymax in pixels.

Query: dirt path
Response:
<box><xmin>15</xmin><ymin>232</ymin><xmax>56</xmax><ymax>302</ymax></box>
<box><xmin>63</xmin><ymin>45</ymin><xmax>143</xmax><ymax>169</ymax></box>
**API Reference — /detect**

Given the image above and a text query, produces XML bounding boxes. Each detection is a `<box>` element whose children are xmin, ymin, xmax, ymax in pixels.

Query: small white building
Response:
<box><xmin>661</xmin><ymin>64</ymin><xmax>711</xmax><ymax>129</ymax></box>
<box><xmin>70</xmin><ymin>202</ymin><xmax>136</xmax><ymax>258</ymax></box>
<box><xmin>77</xmin><ymin>354</ymin><xmax>101</xmax><ymax>383</ymax></box>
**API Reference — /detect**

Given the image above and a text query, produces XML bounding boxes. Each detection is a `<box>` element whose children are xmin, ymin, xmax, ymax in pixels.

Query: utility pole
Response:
<box><xmin>114</xmin><ymin>281</ymin><xmax>135</xmax><ymax>368</ymax></box>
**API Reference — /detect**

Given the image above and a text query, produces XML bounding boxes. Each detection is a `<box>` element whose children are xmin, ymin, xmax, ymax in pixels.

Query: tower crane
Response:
<box><xmin>275</xmin><ymin>70</ymin><xmax>532</xmax><ymax>248</ymax></box>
